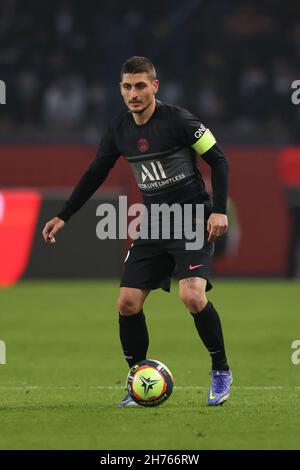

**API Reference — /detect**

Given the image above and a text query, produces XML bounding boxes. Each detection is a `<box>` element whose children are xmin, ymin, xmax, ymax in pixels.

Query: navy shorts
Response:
<box><xmin>120</xmin><ymin>222</ymin><xmax>214</xmax><ymax>293</ymax></box>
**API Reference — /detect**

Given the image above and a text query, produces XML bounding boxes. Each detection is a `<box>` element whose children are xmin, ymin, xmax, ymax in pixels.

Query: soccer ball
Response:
<box><xmin>126</xmin><ymin>359</ymin><xmax>174</xmax><ymax>407</ymax></box>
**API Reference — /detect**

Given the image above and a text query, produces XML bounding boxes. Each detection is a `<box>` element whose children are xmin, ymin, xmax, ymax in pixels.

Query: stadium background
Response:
<box><xmin>0</xmin><ymin>0</ymin><xmax>300</xmax><ymax>451</ymax></box>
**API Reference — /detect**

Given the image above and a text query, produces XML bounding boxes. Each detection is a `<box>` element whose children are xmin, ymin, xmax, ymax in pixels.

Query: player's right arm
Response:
<box><xmin>42</xmin><ymin>126</ymin><xmax>120</xmax><ymax>244</ymax></box>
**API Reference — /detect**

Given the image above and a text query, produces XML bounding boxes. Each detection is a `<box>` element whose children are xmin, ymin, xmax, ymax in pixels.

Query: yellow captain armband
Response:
<box><xmin>191</xmin><ymin>129</ymin><xmax>216</xmax><ymax>155</ymax></box>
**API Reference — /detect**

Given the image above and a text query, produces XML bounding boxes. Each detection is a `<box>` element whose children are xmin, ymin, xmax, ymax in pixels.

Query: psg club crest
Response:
<box><xmin>137</xmin><ymin>138</ymin><xmax>150</xmax><ymax>153</ymax></box>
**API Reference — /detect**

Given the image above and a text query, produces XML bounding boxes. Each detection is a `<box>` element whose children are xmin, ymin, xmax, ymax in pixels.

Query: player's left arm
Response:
<box><xmin>194</xmin><ymin>137</ymin><xmax>229</xmax><ymax>243</ymax></box>
<box><xmin>173</xmin><ymin>107</ymin><xmax>229</xmax><ymax>243</ymax></box>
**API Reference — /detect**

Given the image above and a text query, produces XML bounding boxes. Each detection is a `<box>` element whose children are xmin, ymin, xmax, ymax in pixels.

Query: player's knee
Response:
<box><xmin>179</xmin><ymin>288</ymin><xmax>207</xmax><ymax>313</ymax></box>
<box><xmin>117</xmin><ymin>296</ymin><xmax>142</xmax><ymax>316</ymax></box>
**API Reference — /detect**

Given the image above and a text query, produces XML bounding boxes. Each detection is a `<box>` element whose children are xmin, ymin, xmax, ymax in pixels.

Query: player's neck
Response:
<box><xmin>132</xmin><ymin>99</ymin><xmax>156</xmax><ymax>126</ymax></box>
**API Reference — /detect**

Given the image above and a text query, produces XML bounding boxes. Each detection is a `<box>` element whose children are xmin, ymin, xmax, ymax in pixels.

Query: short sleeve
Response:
<box><xmin>173</xmin><ymin>106</ymin><xmax>216</xmax><ymax>155</ymax></box>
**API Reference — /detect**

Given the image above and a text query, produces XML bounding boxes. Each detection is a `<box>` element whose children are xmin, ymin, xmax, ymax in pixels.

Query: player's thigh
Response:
<box><xmin>178</xmin><ymin>276</ymin><xmax>207</xmax><ymax>298</ymax></box>
<box><xmin>167</xmin><ymin>236</ymin><xmax>214</xmax><ymax>291</ymax></box>
<box><xmin>168</xmin><ymin>237</ymin><xmax>212</xmax><ymax>311</ymax></box>
<box><xmin>117</xmin><ymin>287</ymin><xmax>150</xmax><ymax>315</ymax></box>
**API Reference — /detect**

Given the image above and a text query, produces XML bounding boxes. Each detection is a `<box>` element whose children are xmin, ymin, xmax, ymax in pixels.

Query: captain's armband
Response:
<box><xmin>191</xmin><ymin>128</ymin><xmax>216</xmax><ymax>155</ymax></box>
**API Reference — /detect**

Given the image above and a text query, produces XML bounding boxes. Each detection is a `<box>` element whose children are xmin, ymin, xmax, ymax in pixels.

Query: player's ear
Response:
<box><xmin>153</xmin><ymin>79</ymin><xmax>159</xmax><ymax>95</ymax></box>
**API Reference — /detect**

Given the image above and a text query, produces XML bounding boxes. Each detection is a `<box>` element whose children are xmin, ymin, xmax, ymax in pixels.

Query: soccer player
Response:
<box><xmin>42</xmin><ymin>56</ymin><xmax>232</xmax><ymax>407</ymax></box>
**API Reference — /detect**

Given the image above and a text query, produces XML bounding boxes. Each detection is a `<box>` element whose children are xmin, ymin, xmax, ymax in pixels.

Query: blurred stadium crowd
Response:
<box><xmin>0</xmin><ymin>0</ymin><xmax>299</xmax><ymax>142</ymax></box>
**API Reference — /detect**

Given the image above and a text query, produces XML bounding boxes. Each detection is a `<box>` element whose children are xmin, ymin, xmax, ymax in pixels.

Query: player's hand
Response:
<box><xmin>42</xmin><ymin>217</ymin><xmax>65</xmax><ymax>244</ymax></box>
<box><xmin>207</xmin><ymin>213</ymin><xmax>228</xmax><ymax>243</ymax></box>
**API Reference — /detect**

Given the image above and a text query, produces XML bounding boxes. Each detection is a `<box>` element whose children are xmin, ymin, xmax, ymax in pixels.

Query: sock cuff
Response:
<box><xmin>119</xmin><ymin>309</ymin><xmax>145</xmax><ymax>323</ymax></box>
<box><xmin>190</xmin><ymin>301</ymin><xmax>213</xmax><ymax>317</ymax></box>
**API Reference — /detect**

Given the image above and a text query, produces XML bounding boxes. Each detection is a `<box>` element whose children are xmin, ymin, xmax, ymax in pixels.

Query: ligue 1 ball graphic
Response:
<box><xmin>127</xmin><ymin>359</ymin><xmax>174</xmax><ymax>407</ymax></box>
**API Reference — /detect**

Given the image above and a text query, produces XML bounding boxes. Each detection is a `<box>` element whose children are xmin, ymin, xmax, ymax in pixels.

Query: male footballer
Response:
<box><xmin>42</xmin><ymin>56</ymin><xmax>232</xmax><ymax>407</ymax></box>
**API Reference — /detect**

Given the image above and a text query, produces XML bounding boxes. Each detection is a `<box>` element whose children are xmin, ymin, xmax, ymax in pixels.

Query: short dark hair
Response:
<box><xmin>121</xmin><ymin>56</ymin><xmax>156</xmax><ymax>81</ymax></box>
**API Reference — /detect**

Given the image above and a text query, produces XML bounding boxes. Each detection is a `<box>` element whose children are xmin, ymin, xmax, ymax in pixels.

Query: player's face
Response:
<box><xmin>120</xmin><ymin>73</ymin><xmax>159</xmax><ymax>114</ymax></box>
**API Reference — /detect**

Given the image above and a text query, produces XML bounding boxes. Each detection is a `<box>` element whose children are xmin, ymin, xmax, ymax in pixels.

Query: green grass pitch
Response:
<box><xmin>0</xmin><ymin>280</ymin><xmax>299</xmax><ymax>450</ymax></box>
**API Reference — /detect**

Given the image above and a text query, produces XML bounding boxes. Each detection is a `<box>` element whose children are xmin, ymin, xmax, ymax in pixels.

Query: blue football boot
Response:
<box><xmin>207</xmin><ymin>369</ymin><xmax>233</xmax><ymax>406</ymax></box>
<box><xmin>116</xmin><ymin>393</ymin><xmax>138</xmax><ymax>407</ymax></box>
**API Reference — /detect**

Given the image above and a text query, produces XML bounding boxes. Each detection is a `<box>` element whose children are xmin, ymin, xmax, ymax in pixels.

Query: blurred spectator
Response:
<box><xmin>0</xmin><ymin>0</ymin><xmax>299</xmax><ymax>141</ymax></box>
<box><xmin>196</xmin><ymin>77</ymin><xmax>225</xmax><ymax>120</ymax></box>
<box><xmin>43</xmin><ymin>75</ymin><xmax>87</xmax><ymax>129</ymax></box>
<box><xmin>14</xmin><ymin>69</ymin><xmax>41</xmax><ymax>127</ymax></box>
<box><xmin>55</xmin><ymin>4</ymin><xmax>74</xmax><ymax>40</ymax></box>
<box><xmin>238</xmin><ymin>64</ymin><xmax>269</xmax><ymax>122</ymax></box>
<box><xmin>159</xmin><ymin>79</ymin><xmax>183</xmax><ymax>105</ymax></box>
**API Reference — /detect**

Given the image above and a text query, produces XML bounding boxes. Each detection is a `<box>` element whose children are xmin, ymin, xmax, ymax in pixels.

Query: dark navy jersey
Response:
<box><xmin>57</xmin><ymin>101</ymin><xmax>228</xmax><ymax>222</ymax></box>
